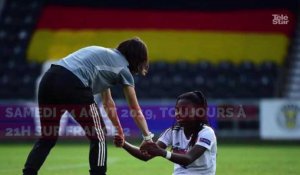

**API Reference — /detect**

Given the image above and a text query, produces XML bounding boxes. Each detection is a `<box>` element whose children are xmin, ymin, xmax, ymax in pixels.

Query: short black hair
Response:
<box><xmin>116</xmin><ymin>37</ymin><xmax>149</xmax><ymax>75</ymax></box>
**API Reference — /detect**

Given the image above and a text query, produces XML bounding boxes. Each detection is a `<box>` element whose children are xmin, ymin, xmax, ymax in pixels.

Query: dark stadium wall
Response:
<box><xmin>27</xmin><ymin>5</ymin><xmax>296</xmax><ymax>65</ymax></box>
<box><xmin>45</xmin><ymin>0</ymin><xmax>299</xmax><ymax>12</ymax></box>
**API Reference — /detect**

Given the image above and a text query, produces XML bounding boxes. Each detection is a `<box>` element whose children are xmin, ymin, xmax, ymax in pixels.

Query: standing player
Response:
<box><xmin>23</xmin><ymin>37</ymin><xmax>154</xmax><ymax>175</ymax></box>
<box><xmin>115</xmin><ymin>91</ymin><xmax>217</xmax><ymax>175</ymax></box>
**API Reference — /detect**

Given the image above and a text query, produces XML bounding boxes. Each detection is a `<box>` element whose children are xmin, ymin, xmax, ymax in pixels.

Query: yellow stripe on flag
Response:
<box><xmin>28</xmin><ymin>30</ymin><xmax>289</xmax><ymax>64</ymax></box>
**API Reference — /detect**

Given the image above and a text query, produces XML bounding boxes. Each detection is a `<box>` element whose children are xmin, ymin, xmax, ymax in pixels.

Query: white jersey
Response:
<box><xmin>158</xmin><ymin>125</ymin><xmax>217</xmax><ymax>175</ymax></box>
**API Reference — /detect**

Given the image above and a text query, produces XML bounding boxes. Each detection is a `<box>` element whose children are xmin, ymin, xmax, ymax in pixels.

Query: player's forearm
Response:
<box><xmin>131</xmin><ymin>110</ymin><xmax>150</xmax><ymax>136</ymax></box>
<box><xmin>161</xmin><ymin>150</ymin><xmax>193</xmax><ymax>166</ymax></box>
<box><xmin>123</xmin><ymin>86</ymin><xmax>151</xmax><ymax>137</ymax></box>
<box><xmin>101</xmin><ymin>89</ymin><xmax>123</xmax><ymax>134</ymax></box>
<box><xmin>123</xmin><ymin>142</ymin><xmax>153</xmax><ymax>161</ymax></box>
<box><xmin>103</xmin><ymin>103</ymin><xmax>123</xmax><ymax>134</ymax></box>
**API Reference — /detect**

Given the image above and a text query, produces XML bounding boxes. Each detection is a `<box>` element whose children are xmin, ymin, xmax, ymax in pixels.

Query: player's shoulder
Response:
<box><xmin>72</xmin><ymin>46</ymin><xmax>107</xmax><ymax>56</ymax></box>
<box><xmin>82</xmin><ymin>46</ymin><xmax>106</xmax><ymax>51</ymax></box>
<box><xmin>106</xmin><ymin>48</ymin><xmax>129</xmax><ymax>66</ymax></box>
<box><xmin>159</xmin><ymin>126</ymin><xmax>176</xmax><ymax>136</ymax></box>
<box><xmin>198</xmin><ymin>125</ymin><xmax>216</xmax><ymax>136</ymax></box>
<box><xmin>162</xmin><ymin>127</ymin><xmax>173</xmax><ymax>134</ymax></box>
<box><xmin>103</xmin><ymin>47</ymin><xmax>122</xmax><ymax>57</ymax></box>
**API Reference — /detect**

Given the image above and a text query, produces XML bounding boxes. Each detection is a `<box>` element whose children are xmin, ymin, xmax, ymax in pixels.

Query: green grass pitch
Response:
<box><xmin>0</xmin><ymin>142</ymin><xmax>299</xmax><ymax>175</ymax></box>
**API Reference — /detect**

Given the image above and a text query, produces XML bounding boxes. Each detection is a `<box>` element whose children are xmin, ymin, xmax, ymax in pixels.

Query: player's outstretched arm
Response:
<box><xmin>101</xmin><ymin>89</ymin><xmax>124</xmax><ymax>138</ymax></box>
<box><xmin>114</xmin><ymin>135</ymin><xmax>166</xmax><ymax>161</ymax></box>
<box><xmin>144</xmin><ymin>142</ymin><xmax>206</xmax><ymax>166</ymax></box>
<box><xmin>123</xmin><ymin>85</ymin><xmax>151</xmax><ymax>137</ymax></box>
<box><xmin>124</xmin><ymin>141</ymin><xmax>154</xmax><ymax>161</ymax></box>
<box><xmin>114</xmin><ymin>135</ymin><xmax>153</xmax><ymax>161</ymax></box>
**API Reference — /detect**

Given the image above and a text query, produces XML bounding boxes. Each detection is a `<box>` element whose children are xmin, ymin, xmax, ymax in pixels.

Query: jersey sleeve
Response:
<box><xmin>119</xmin><ymin>68</ymin><xmax>135</xmax><ymax>87</ymax></box>
<box><xmin>158</xmin><ymin>128</ymin><xmax>172</xmax><ymax>147</ymax></box>
<box><xmin>195</xmin><ymin>128</ymin><xmax>216</xmax><ymax>150</ymax></box>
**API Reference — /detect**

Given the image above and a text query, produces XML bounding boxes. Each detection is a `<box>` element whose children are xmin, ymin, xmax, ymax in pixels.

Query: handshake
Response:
<box><xmin>113</xmin><ymin>135</ymin><xmax>165</xmax><ymax>157</ymax></box>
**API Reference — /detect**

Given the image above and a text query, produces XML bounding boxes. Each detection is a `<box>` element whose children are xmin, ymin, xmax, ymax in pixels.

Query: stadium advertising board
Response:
<box><xmin>0</xmin><ymin>102</ymin><xmax>220</xmax><ymax>140</ymax></box>
<box><xmin>260</xmin><ymin>99</ymin><xmax>300</xmax><ymax>140</ymax></box>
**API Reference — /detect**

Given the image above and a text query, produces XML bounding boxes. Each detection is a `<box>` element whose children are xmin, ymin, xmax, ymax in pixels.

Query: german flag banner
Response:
<box><xmin>28</xmin><ymin>6</ymin><xmax>296</xmax><ymax>64</ymax></box>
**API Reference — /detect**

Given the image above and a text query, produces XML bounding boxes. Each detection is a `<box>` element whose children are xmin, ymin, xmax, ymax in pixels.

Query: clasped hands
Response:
<box><xmin>114</xmin><ymin>135</ymin><xmax>164</xmax><ymax>157</ymax></box>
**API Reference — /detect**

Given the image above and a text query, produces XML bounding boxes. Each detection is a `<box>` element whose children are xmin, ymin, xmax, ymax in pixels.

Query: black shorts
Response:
<box><xmin>39</xmin><ymin>64</ymin><xmax>94</xmax><ymax>105</ymax></box>
<box><xmin>38</xmin><ymin>64</ymin><xmax>106</xmax><ymax>140</ymax></box>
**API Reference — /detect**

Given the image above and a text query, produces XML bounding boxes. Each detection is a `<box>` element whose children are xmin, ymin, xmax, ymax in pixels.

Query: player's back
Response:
<box><xmin>56</xmin><ymin>46</ymin><xmax>132</xmax><ymax>94</ymax></box>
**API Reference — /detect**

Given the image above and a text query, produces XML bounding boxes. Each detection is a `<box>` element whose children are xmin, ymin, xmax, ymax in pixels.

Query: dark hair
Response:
<box><xmin>116</xmin><ymin>37</ymin><xmax>149</xmax><ymax>75</ymax></box>
<box><xmin>175</xmin><ymin>90</ymin><xmax>208</xmax><ymax>147</ymax></box>
<box><xmin>176</xmin><ymin>91</ymin><xmax>208</xmax><ymax>124</ymax></box>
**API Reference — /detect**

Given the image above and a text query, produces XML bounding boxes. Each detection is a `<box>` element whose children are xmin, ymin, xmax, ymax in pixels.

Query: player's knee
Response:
<box><xmin>87</xmin><ymin>133</ymin><xmax>106</xmax><ymax>142</ymax></box>
<box><xmin>37</xmin><ymin>137</ymin><xmax>58</xmax><ymax>148</ymax></box>
<box><xmin>89</xmin><ymin>138</ymin><xmax>105</xmax><ymax>145</ymax></box>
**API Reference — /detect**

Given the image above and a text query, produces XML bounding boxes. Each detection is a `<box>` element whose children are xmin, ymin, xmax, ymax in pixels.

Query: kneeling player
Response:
<box><xmin>114</xmin><ymin>91</ymin><xmax>217</xmax><ymax>175</ymax></box>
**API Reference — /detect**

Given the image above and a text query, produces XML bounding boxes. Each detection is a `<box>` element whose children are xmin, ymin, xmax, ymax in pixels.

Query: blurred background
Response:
<box><xmin>0</xmin><ymin>0</ymin><xmax>300</xmax><ymax>174</ymax></box>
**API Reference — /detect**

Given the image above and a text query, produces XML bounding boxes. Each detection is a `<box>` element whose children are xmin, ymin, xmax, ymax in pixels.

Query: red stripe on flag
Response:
<box><xmin>37</xmin><ymin>6</ymin><xmax>295</xmax><ymax>36</ymax></box>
